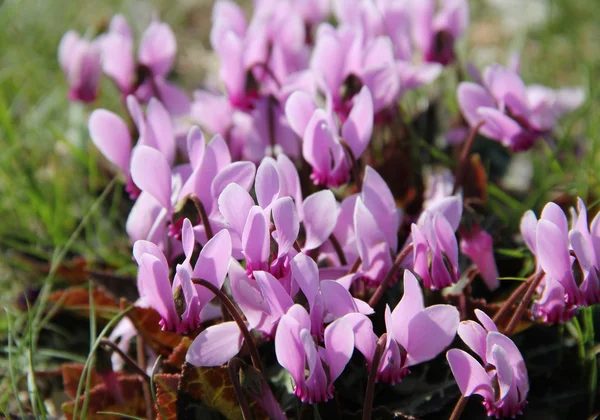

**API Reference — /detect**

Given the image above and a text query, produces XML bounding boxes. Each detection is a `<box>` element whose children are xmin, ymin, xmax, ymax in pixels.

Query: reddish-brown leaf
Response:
<box><xmin>164</xmin><ymin>336</ymin><xmax>192</xmax><ymax>372</ymax></box>
<box><xmin>61</xmin><ymin>363</ymin><xmax>100</xmax><ymax>399</ymax></box>
<box><xmin>61</xmin><ymin>375</ymin><xmax>147</xmax><ymax>420</ymax></box>
<box><xmin>46</xmin><ymin>287</ymin><xmax>120</xmax><ymax>320</ymax></box>
<box><xmin>154</xmin><ymin>373</ymin><xmax>180</xmax><ymax>420</ymax></box>
<box><xmin>179</xmin><ymin>362</ymin><xmax>244</xmax><ymax>420</ymax></box>
<box><xmin>126</xmin><ymin>305</ymin><xmax>184</xmax><ymax>356</ymax></box>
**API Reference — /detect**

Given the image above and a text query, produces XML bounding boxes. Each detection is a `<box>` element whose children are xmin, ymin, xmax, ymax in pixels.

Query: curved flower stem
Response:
<box><xmin>250</xmin><ymin>63</ymin><xmax>282</xmax><ymax>90</ymax></box>
<box><xmin>228</xmin><ymin>358</ymin><xmax>254</xmax><ymax>420</ymax></box>
<box><xmin>99</xmin><ymin>339</ymin><xmax>150</xmax><ymax>382</ymax></box>
<box><xmin>452</xmin><ymin>120</ymin><xmax>485</xmax><ymax>195</ymax></box>
<box><xmin>329</xmin><ymin>233</ymin><xmax>348</xmax><ymax>266</ymax></box>
<box><xmin>362</xmin><ymin>333</ymin><xmax>387</xmax><ymax>420</ymax></box>
<box><xmin>368</xmin><ymin>244</ymin><xmax>414</xmax><ymax>308</ymax></box>
<box><xmin>190</xmin><ymin>194</ymin><xmax>214</xmax><ymax>240</ymax></box>
<box><xmin>504</xmin><ymin>271</ymin><xmax>545</xmax><ymax>336</ymax></box>
<box><xmin>192</xmin><ymin>278</ymin><xmax>263</xmax><ymax>372</ymax></box>
<box><xmin>492</xmin><ymin>275</ymin><xmax>535</xmax><ymax>325</ymax></box>
<box><xmin>448</xmin><ymin>395</ymin><xmax>469</xmax><ymax>420</ymax></box>
<box><xmin>137</xmin><ymin>336</ymin><xmax>153</xmax><ymax>420</ymax></box>
<box><xmin>348</xmin><ymin>257</ymin><xmax>362</xmax><ymax>275</ymax></box>
<box><xmin>339</xmin><ymin>138</ymin><xmax>363</xmax><ymax>191</ymax></box>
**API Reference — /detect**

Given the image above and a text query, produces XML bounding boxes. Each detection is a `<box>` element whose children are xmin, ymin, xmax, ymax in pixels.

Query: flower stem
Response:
<box><xmin>368</xmin><ymin>244</ymin><xmax>413</xmax><ymax>308</ymax></box>
<box><xmin>329</xmin><ymin>233</ymin><xmax>348</xmax><ymax>266</ymax></box>
<box><xmin>504</xmin><ymin>271</ymin><xmax>544</xmax><ymax>336</ymax></box>
<box><xmin>492</xmin><ymin>276</ymin><xmax>534</xmax><ymax>325</ymax></box>
<box><xmin>339</xmin><ymin>138</ymin><xmax>363</xmax><ymax>191</ymax></box>
<box><xmin>228</xmin><ymin>358</ymin><xmax>254</xmax><ymax>420</ymax></box>
<box><xmin>348</xmin><ymin>257</ymin><xmax>362</xmax><ymax>275</ymax></box>
<box><xmin>190</xmin><ymin>194</ymin><xmax>214</xmax><ymax>240</ymax></box>
<box><xmin>452</xmin><ymin>120</ymin><xmax>484</xmax><ymax>195</ymax></box>
<box><xmin>99</xmin><ymin>339</ymin><xmax>150</xmax><ymax>382</ymax></box>
<box><xmin>362</xmin><ymin>333</ymin><xmax>387</xmax><ymax>420</ymax></box>
<box><xmin>192</xmin><ymin>278</ymin><xmax>263</xmax><ymax>372</ymax></box>
<box><xmin>448</xmin><ymin>395</ymin><xmax>469</xmax><ymax>420</ymax></box>
<box><xmin>137</xmin><ymin>336</ymin><xmax>153</xmax><ymax>420</ymax></box>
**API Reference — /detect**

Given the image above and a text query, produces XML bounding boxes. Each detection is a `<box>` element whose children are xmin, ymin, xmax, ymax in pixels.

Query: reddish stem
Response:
<box><xmin>504</xmin><ymin>271</ymin><xmax>544</xmax><ymax>336</ymax></box>
<box><xmin>192</xmin><ymin>278</ymin><xmax>262</xmax><ymax>372</ymax></box>
<box><xmin>452</xmin><ymin>120</ymin><xmax>485</xmax><ymax>195</ymax></box>
<box><xmin>329</xmin><ymin>233</ymin><xmax>348</xmax><ymax>266</ymax></box>
<box><xmin>190</xmin><ymin>194</ymin><xmax>214</xmax><ymax>240</ymax></box>
<box><xmin>362</xmin><ymin>333</ymin><xmax>387</xmax><ymax>420</ymax></box>
<box><xmin>339</xmin><ymin>138</ymin><xmax>363</xmax><ymax>191</ymax></box>
<box><xmin>368</xmin><ymin>244</ymin><xmax>413</xmax><ymax>308</ymax></box>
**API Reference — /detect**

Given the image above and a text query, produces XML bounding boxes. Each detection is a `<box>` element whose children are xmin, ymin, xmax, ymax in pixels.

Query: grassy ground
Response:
<box><xmin>0</xmin><ymin>0</ymin><xmax>599</xmax><ymax>417</ymax></box>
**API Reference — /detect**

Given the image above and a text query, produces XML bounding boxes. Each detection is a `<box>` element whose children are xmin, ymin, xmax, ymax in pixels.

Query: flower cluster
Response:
<box><xmin>58</xmin><ymin>0</ymin><xmax>591</xmax><ymax>417</ymax></box>
<box><xmin>521</xmin><ymin>198</ymin><xmax>600</xmax><ymax>323</ymax></box>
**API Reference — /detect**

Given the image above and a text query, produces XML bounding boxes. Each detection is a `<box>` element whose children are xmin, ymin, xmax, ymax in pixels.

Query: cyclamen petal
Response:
<box><xmin>138</xmin><ymin>21</ymin><xmax>177</xmax><ymax>76</ymax></box>
<box><xmin>341</xmin><ymin>86</ymin><xmax>373</xmax><ymax>158</ymax></box>
<box><xmin>218</xmin><ymin>183</ymin><xmax>255</xmax><ymax>236</ymax></box>
<box><xmin>361</xmin><ymin>166</ymin><xmax>400</xmax><ymax>251</ymax></box>
<box><xmin>186</xmin><ymin>321</ymin><xmax>245</xmax><ymax>366</ymax></box>
<box><xmin>303</xmin><ymin>190</ymin><xmax>338</xmax><ymax>251</ymax></box>
<box><xmin>88</xmin><ymin>109</ymin><xmax>132</xmax><ymax>176</ymax></box>
<box><xmin>130</xmin><ymin>145</ymin><xmax>173</xmax><ymax>211</ymax></box>
<box><xmin>271</xmin><ymin>197</ymin><xmax>300</xmax><ymax>258</ymax></box>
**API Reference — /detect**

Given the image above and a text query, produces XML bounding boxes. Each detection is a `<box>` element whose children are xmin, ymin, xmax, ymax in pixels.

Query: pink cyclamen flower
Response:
<box><xmin>99</xmin><ymin>15</ymin><xmax>190</xmax><ymax>115</ymax></box>
<box><xmin>569</xmin><ymin>197</ymin><xmax>600</xmax><ymax>306</ymax></box>
<box><xmin>291</xmin><ymin>253</ymin><xmax>373</xmax><ymax>338</ymax></box>
<box><xmin>520</xmin><ymin>201</ymin><xmax>582</xmax><ymax>322</ymax></box>
<box><xmin>458</xmin><ymin>63</ymin><xmax>584</xmax><ymax>151</ymax></box>
<box><xmin>352</xmin><ymin>166</ymin><xmax>401</xmax><ymax>284</ymax></box>
<box><xmin>411</xmin><ymin>195</ymin><xmax>462</xmax><ymax>290</ymax></box>
<box><xmin>58</xmin><ymin>31</ymin><xmax>102</xmax><ymax>103</ymax></box>
<box><xmin>378</xmin><ymin>270</ymin><xmax>459</xmax><ymax>384</ymax></box>
<box><xmin>460</xmin><ymin>223</ymin><xmax>500</xmax><ymax>291</ymax></box>
<box><xmin>411</xmin><ymin>0</ymin><xmax>469</xmax><ymax>66</ymax></box>
<box><xmin>447</xmin><ymin>309</ymin><xmax>529</xmax><ymax>418</ymax></box>
<box><xmin>275</xmin><ymin>304</ymin><xmax>376</xmax><ymax>403</ymax></box>
<box><xmin>133</xmin><ymin>219</ymin><xmax>231</xmax><ymax>334</ymax></box>
<box><xmin>285</xmin><ymin>87</ymin><xmax>373</xmax><ymax>187</ymax></box>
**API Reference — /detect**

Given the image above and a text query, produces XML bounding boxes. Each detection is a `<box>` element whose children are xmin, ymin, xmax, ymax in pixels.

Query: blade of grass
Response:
<box><xmin>71</xmin><ymin>304</ymin><xmax>133</xmax><ymax>420</ymax></box>
<box><xmin>79</xmin><ymin>280</ymin><xmax>97</xmax><ymax>420</ymax></box>
<box><xmin>5</xmin><ymin>308</ymin><xmax>25</xmax><ymax>417</ymax></box>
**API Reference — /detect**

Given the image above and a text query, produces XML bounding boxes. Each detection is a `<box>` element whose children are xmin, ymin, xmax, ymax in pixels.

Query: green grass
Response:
<box><xmin>0</xmin><ymin>0</ymin><xmax>599</xmax><ymax>416</ymax></box>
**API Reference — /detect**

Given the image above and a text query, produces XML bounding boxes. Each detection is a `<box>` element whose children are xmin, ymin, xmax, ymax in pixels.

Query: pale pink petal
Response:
<box><xmin>146</xmin><ymin>98</ymin><xmax>176</xmax><ymax>164</ymax></box>
<box><xmin>138</xmin><ymin>21</ymin><xmax>176</xmax><ymax>76</ymax></box>
<box><xmin>130</xmin><ymin>145</ymin><xmax>172</xmax><ymax>211</ymax></box>
<box><xmin>272</xmin><ymin>197</ymin><xmax>300</xmax><ymax>258</ymax></box>
<box><xmin>254</xmin><ymin>270</ymin><xmax>294</xmax><ymax>321</ymax></box>
<box><xmin>341</xmin><ymin>86</ymin><xmax>373</xmax><ymax>158</ymax></box>
<box><xmin>391</xmin><ymin>270</ymin><xmax>425</xmax><ymax>344</ymax></box>
<box><xmin>256</xmin><ymin>158</ymin><xmax>281</xmax><ymax>209</ymax></box>
<box><xmin>324</xmin><ymin>318</ymin><xmax>354</xmax><ymax>382</ymax></box>
<box><xmin>291</xmin><ymin>253</ymin><xmax>320</xmax><ymax>304</ymax></box>
<box><xmin>193</xmin><ymin>229</ymin><xmax>232</xmax><ymax>290</ymax></box>
<box><xmin>362</xmin><ymin>166</ymin><xmax>399</xmax><ymax>251</ymax></box>
<box><xmin>211</xmin><ymin>161</ymin><xmax>257</xmax><ymax>200</ymax></box>
<box><xmin>404</xmin><ymin>304</ymin><xmax>459</xmax><ymax>366</ymax></box>
<box><xmin>186</xmin><ymin>126</ymin><xmax>205</xmax><ymax>168</ymax></box>
<box><xmin>303</xmin><ymin>190</ymin><xmax>338</xmax><ymax>250</ymax></box>
<box><xmin>321</xmin><ymin>280</ymin><xmax>358</xmax><ymax>318</ymax></box>
<box><xmin>218</xmin><ymin>183</ymin><xmax>255</xmax><ymax>236</ymax></box>
<box><xmin>89</xmin><ymin>109</ymin><xmax>132</xmax><ymax>175</ymax></box>
<box><xmin>285</xmin><ymin>90</ymin><xmax>317</xmax><ymax>138</ymax></box>
<box><xmin>242</xmin><ymin>206</ymin><xmax>271</xmax><ymax>271</ymax></box>
<box><xmin>186</xmin><ymin>321</ymin><xmax>244</xmax><ymax>366</ymax></box>
<box><xmin>446</xmin><ymin>349</ymin><xmax>495</xmax><ymax>401</ymax></box>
